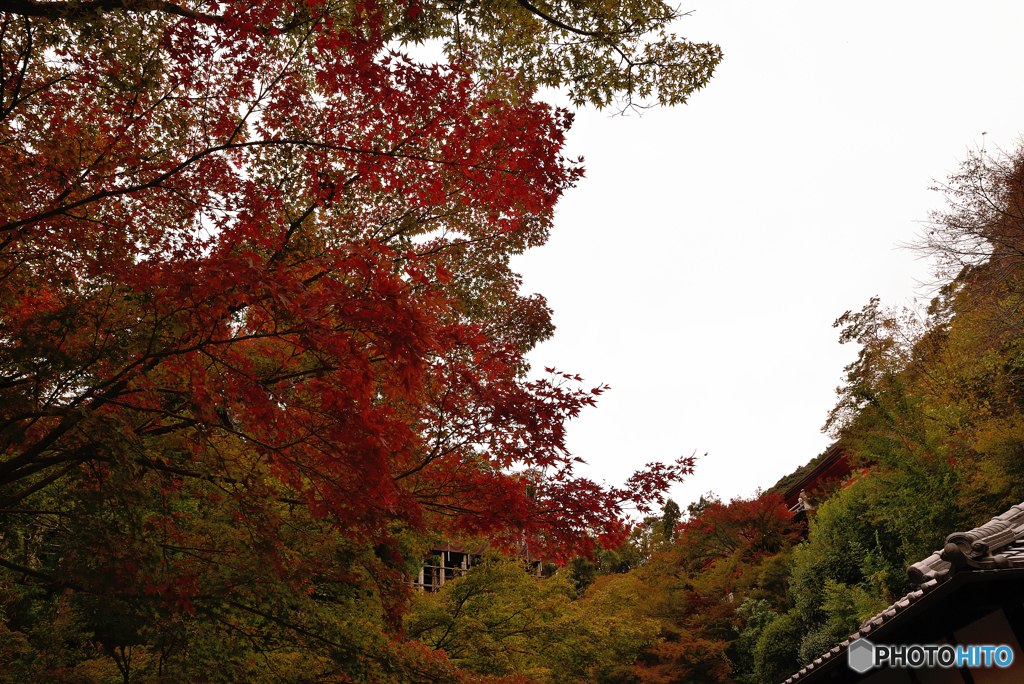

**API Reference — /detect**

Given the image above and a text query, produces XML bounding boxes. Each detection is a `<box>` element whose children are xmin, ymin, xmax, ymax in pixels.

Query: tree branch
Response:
<box><xmin>0</xmin><ymin>0</ymin><xmax>223</xmax><ymax>23</ymax></box>
<box><xmin>0</xmin><ymin>461</ymin><xmax>82</xmax><ymax>508</ymax></box>
<box><xmin>512</xmin><ymin>0</ymin><xmax>603</xmax><ymax>37</ymax></box>
<box><xmin>0</xmin><ymin>555</ymin><xmax>62</xmax><ymax>584</ymax></box>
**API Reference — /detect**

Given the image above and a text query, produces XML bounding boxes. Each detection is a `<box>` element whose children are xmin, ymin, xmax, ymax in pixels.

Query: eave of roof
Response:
<box><xmin>783</xmin><ymin>443</ymin><xmax>847</xmax><ymax>506</ymax></box>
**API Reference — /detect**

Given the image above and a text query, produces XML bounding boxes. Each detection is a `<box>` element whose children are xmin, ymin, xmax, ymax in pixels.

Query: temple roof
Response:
<box><xmin>782</xmin><ymin>501</ymin><xmax>1024</xmax><ymax>683</ymax></box>
<box><xmin>781</xmin><ymin>443</ymin><xmax>850</xmax><ymax>510</ymax></box>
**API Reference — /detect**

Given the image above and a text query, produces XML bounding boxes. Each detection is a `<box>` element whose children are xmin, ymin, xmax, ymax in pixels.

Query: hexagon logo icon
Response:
<box><xmin>848</xmin><ymin>639</ymin><xmax>875</xmax><ymax>673</ymax></box>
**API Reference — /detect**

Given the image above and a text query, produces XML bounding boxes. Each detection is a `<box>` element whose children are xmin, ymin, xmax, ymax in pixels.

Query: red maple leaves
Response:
<box><xmin>0</xmin><ymin>2</ymin><xmax>692</xmax><ymax>621</ymax></box>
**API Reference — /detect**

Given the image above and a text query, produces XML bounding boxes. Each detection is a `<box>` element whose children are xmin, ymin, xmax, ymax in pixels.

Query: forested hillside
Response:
<box><xmin>398</xmin><ymin>142</ymin><xmax>1024</xmax><ymax>684</ymax></box>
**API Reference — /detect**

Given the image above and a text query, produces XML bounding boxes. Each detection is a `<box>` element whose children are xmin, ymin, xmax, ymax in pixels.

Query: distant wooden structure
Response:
<box><xmin>411</xmin><ymin>541</ymin><xmax>545</xmax><ymax>592</ymax></box>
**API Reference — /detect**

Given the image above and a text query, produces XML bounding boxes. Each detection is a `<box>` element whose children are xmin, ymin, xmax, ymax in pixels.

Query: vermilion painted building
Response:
<box><xmin>783</xmin><ymin>443</ymin><xmax>867</xmax><ymax>514</ymax></box>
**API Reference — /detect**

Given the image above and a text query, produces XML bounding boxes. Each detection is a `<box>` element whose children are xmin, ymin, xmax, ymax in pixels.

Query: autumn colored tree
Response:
<box><xmin>674</xmin><ymin>493</ymin><xmax>801</xmax><ymax>574</ymax></box>
<box><xmin>0</xmin><ymin>0</ymin><xmax>715</xmax><ymax>680</ymax></box>
<box><xmin>577</xmin><ymin>493</ymin><xmax>802</xmax><ymax>684</ymax></box>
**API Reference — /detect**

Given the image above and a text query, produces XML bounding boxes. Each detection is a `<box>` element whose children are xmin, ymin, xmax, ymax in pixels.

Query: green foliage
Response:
<box><xmin>405</xmin><ymin>552</ymin><xmax>658</xmax><ymax>684</ymax></box>
<box><xmin>564</xmin><ymin>499</ymin><xmax>682</xmax><ymax>594</ymax></box>
<box><xmin>796</xmin><ymin>580</ymin><xmax>885</xmax><ymax>666</ymax></box>
<box><xmin>0</xmin><ymin>470</ymin><xmax>455</xmax><ymax>684</ymax></box>
<box><xmin>752</xmin><ymin>610</ymin><xmax>801</xmax><ymax>684</ymax></box>
<box><xmin>565</xmin><ymin>556</ymin><xmax>601</xmax><ymax>595</ymax></box>
<box><xmin>386</xmin><ymin>0</ymin><xmax>725</xmax><ymax>110</ymax></box>
<box><xmin>749</xmin><ymin>551</ymin><xmax>794</xmax><ymax>611</ymax></box>
<box><xmin>406</xmin><ymin>552</ymin><xmax>569</xmax><ymax>677</ymax></box>
<box><xmin>558</xmin><ymin>574</ymin><xmax>661</xmax><ymax>684</ymax></box>
<box><xmin>685</xmin><ymin>492</ymin><xmax>717</xmax><ymax>520</ymax></box>
<box><xmin>728</xmin><ymin>599</ymin><xmax>777</xmax><ymax>684</ymax></box>
<box><xmin>789</xmin><ymin>484</ymin><xmax>901</xmax><ymax>626</ymax></box>
<box><xmin>660</xmin><ymin>500</ymin><xmax>681</xmax><ymax>541</ymax></box>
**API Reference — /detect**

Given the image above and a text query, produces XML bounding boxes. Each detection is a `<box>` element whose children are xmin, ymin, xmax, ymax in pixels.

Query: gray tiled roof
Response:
<box><xmin>908</xmin><ymin>503</ymin><xmax>1024</xmax><ymax>580</ymax></box>
<box><xmin>782</xmin><ymin>501</ymin><xmax>1024</xmax><ymax>684</ymax></box>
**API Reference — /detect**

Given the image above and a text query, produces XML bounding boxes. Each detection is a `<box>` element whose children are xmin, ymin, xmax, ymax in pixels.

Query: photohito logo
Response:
<box><xmin>848</xmin><ymin>639</ymin><xmax>875</xmax><ymax>673</ymax></box>
<box><xmin>847</xmin><ymin>638</ymin><xmax>1013</xmax><ymax>672</ymax></box>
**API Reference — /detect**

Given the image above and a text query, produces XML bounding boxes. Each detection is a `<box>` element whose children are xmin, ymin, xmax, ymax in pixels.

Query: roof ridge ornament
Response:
<box><xmin>933</xmin><ymin>503</ymin><xmax>1024</xmax><ymax>573</ymax></box>
<box><xmin>944</xmin><ymin>503</ymin><xmax>1024</xmax><ymax>557</ymax></box>
<box><xmin>907</xmin><ymin>502</ymin><xmax>1024</xmax><ymax>584</ymax></box>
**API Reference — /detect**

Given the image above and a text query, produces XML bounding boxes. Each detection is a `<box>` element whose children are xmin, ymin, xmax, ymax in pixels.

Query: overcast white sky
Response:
<box><xmin>511</xmin><ymin>1</ymin><xmax>1024</xmax><ymax>513</ymax></box>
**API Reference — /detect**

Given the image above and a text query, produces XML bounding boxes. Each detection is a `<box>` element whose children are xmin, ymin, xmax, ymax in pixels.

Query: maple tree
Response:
<box><xmin>644</xmin><ymin>494</ymin><xmax>799</xmax><ymax>684</ymax></box>
<box><xmin>673</xmin><ymin>493</ymin><xmax>801</xmax><ymax>574</ymax></box>
<box><xmin>0</xmin><ymin>0</ymin><xmax>714</xmax><ymax>680</ymax></box>
<box><xmin>559</xmin><ymin>493</ymin><xmax>802</xmax><ymax>684</ymax></box>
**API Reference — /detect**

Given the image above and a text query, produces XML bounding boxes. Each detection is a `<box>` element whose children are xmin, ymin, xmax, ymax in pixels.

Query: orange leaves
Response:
<box><xmin>676</xmin><ymin>493</ymin><xmax>800</xmax><ymax>573</ymax></box>
<box><xmin>636</xmin><ymin>637</ymin><xmax>733</xmax><ymax>684</ymax></box>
